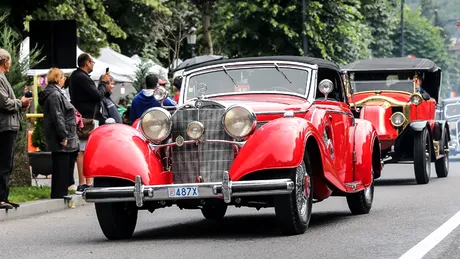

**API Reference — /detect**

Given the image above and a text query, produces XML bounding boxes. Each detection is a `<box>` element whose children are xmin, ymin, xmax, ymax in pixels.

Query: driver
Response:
<box><xmin>415</xmin><ymin>75</ymin><xmax>431</xmax><ymax>101</ymax></box>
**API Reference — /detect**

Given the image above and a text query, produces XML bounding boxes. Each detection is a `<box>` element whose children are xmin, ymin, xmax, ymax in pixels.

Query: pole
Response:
<box><xmin>302</xmin><ymin>0</ymin><xmax>308</xmax><ymax>56</ymax></box>
<box><xmin>401</xmin><ymin>0</ymin><xmax>405</xmax><ymax>57</ymax></box>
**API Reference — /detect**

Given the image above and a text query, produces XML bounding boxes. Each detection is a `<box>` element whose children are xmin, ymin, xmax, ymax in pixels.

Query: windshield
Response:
<box><xmin>350</xmin><ymin>71</ymin><xmax>415</xmax><ymax>93</ymax></box>
<box><xmin>185</xmin><ymin>66</ymin><xmax>310</xmax><ymax>99</ymax></box>
<box><xmin>445</xmin><ymin>103</ymin><xmax>460</xmax><ymax>119</ymax></box>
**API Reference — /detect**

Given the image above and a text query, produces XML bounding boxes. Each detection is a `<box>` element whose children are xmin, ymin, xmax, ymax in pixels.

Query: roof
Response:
<box><xmin>342</xmin><ymin>58</ymin><xmax>440</xmax><ymax>72</ymax></box>
<box><xmin>184</xmin><ymin>56</ymin><xmax>340</xmax><ymax>72</ymax></box>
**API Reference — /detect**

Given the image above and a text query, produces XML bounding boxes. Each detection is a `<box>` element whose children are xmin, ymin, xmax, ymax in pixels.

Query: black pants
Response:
<box><xmin>0</xmin><ymin>130</ymin><xmax>18</xmax><ymax>202</ymax></box>
<box><xmin>51</xmin><ymin>151</ymin><xmax>78</xmax><ymax>198</ymax></box>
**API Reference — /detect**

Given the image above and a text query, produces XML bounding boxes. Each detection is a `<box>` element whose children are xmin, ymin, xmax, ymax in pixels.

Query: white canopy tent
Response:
<box><xmin>20</xmin><ymin>37</ymin><xmax>168</xmax><ymax>83</ymax></box>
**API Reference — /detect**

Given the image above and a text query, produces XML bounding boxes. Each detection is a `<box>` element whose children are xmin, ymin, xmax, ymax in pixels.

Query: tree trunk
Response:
<box><xmin>202</xmin><ymin>1</ymin><xmax>213</xmax><ymax>55</ymax></box>
<box><xmin>10</xmin><ymin>116</ymin><xmax>31</xmax><ymax>187</ymax></box>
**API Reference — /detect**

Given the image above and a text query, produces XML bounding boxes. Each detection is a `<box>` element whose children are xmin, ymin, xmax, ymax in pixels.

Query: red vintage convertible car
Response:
<box><xmin>82</xmin><ymin>56</ymin><xmax>381</xmax><ymax>240</ymax></box>
<box><xmin>342</xmin><ymin>58</ymin><xmax>449</xmax><ymax>184</ymax></box>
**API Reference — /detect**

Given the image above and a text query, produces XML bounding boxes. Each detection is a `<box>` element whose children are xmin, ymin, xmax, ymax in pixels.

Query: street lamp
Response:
<box><xmin>186</xmin><ymin>27</ymin><xmax>197</xmax><ymax>58</ymax></box>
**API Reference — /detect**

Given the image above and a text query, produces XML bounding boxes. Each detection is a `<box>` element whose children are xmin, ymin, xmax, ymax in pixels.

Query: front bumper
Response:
<box><xmin>82</xmin><ymin>172</ymin><xmax>295</xmax><ymax>207</ymax></box>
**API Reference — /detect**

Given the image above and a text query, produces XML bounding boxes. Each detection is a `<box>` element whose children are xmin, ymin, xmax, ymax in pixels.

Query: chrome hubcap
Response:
<box><xmin>295</xmin><ymin>163</ymin><xmax>310</xmax><ymax>221</ymax></box>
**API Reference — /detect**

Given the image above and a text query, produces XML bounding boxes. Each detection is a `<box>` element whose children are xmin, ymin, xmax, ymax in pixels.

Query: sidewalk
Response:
<box><xmin>1</xmin><ymin>166</ymin><xmax>88</xmax><ymax>221</ymax></box>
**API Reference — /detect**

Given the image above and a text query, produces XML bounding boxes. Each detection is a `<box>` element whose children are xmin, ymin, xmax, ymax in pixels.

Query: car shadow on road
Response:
<box><xmin>125</xmin><ymin>211</ymin><xmax>352</xmax><ymax>241</ymax></box>
<box><xmin>374</xmin><ymin>178</ymin><xmax>418</xmax><ymax>186</ymax></box>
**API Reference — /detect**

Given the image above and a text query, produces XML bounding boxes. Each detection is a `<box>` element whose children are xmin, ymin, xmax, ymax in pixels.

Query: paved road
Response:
<box><xmin>3</xmin><ymin>159</ymin><xmax>460</xmax><ymax>259</ymax></box>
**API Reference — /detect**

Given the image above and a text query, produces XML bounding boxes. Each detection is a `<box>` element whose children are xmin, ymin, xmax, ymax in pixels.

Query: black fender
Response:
<box><xmin>394</xmin><ymin>121</ymin><xmax>436</xmax><ymax>161</ymax></box>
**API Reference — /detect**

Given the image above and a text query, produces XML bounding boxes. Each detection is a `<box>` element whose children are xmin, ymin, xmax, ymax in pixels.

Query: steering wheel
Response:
<box><xmin>266</xmin><ymin>86</ymin><xmax>292</xmax><ymax>92</ymax></box>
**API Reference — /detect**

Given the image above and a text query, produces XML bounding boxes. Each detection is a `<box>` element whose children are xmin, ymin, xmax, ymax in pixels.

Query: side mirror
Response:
<box><xmin>318</xmin><ymin>79</ymin><xmax>334</xmax><ymax>100</ymax></box>
<box><xmin>154</xmin><ymin>86</ymin><xmax>168</xmax><ymax>102</ymax></box>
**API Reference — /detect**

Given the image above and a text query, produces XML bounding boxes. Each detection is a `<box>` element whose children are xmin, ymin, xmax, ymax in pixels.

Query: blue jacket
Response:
<box><xmin>130</xmin><ymin>89</ymin><xmax>177</xmax><ymax>122</ymax></box>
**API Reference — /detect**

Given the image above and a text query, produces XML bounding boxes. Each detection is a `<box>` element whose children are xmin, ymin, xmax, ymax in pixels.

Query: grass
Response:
<box><xmin>8</xmin><ymin>186</ymin><xmax>51</xmax><ymax>203</ymax></box>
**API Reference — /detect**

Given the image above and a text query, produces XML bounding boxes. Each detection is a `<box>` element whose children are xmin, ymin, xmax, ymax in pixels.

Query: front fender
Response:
<box><xmin>230</xmin><ymin>117</ymin><xmax>321</xmax><ymax>181</ymax></box>
<box><xmin>83</xmin><ymin>124</ymin><xmax>169</xmax><ymax>185</ymax></box>
<box><xmin>410</xmin><ymin>121</ymin><xmax>430</xmax><ymax>131</ymax></box>
<box><xmin>354</xmin><ymin>119</ymin><xmax>381</xmax><ymax>183</ymax></box>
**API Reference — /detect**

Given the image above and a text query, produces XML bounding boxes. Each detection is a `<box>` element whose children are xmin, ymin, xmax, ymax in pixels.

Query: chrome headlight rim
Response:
<box><xmin>186</xmin><ymin>121</ymin><xmax>205</xmax><ymax>140</ymax></box>
<box><xmin>222</xmin><ymin>104</ymin><xmax>257</xmax><ymax>139</ymax></box>
<box><xmin>390</xmin><ymin>112</ymin><xmax>406</xmax><ymax>127</ymax></box>
<box><xmin>153</xmin><ymin>86</ymin><xmax>168</xmax><ymax>101</ymax></box>
<box><xmin>410</xmin><ymin>93</ymin><xmax>423</xmax><ymax>106</ymax></box>
<box><xmin>139</xmin><ymin>107</ymin><xmax>172</xmax><ymax>143</ymax></box>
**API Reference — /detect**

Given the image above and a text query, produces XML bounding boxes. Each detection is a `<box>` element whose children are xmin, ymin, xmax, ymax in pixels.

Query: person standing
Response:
<box><xmin>130</xmin><ymin>74</ymin><xmax>177</xmax><ymax>122</ymax></box>
<box><xmin>69</xmin><ymin>53</ymin><xmax>110</xmax><ymax>194</ymax></box>
<box><xmin>173</xmin><ymin>76</ymin><xmax>182</xmax><ymax>103</ymax></box>
<box><xmin>0</xmin><ymin>49</ymin><xmax>32</xmax><ymax>209</ymax></box>
<box><xmin>99</xmin><ymin>75</ymin><xmax>122</xmax><ymax>124</ymax></box>
<box><xmin>38</xmin><ymin>68</ymin><xmax>79</xmax><ymax>199</ymax></box>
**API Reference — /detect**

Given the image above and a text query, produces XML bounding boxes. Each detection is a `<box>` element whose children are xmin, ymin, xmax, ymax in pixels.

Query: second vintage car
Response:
<box><xmin>342</xmin><ymin>57</ymin><xmax>450</xmax><ymax>184</ymax></box>
<box><xmin>82</xmin><ymin>56</ymin><xmax>381</xmax><ymax>240</ymax></box>
<box><xmin>438</xmin><ymin>97</ymin><xmax>460</xmax><ymax>156</ymax></box>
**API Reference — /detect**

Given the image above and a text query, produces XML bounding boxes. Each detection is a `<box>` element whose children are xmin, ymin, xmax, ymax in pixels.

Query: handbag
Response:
<box><xmin>77</xmin><ymin>106</ymin><xmax>98</xmax><ymax>139</ymax></box>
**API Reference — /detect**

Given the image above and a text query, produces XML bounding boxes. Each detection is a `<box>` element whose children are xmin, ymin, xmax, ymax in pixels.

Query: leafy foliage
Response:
<box><xmin>131</xmin><ymin>60</ymin><xmax>153</xmax><ymax>93</ymax></box>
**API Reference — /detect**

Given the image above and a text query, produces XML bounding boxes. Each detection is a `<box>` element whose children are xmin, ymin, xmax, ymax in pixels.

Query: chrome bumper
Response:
<box><xmin>82</xmin><ymin>172</ymin><xmax>295</xmax><ymax>207</ymax></box>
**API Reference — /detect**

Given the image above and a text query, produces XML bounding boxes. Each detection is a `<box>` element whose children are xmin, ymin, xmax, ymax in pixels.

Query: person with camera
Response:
<box><xmin>69</xmin><ymin>53</ymin><xmax>110</xmax><ymax>194</ymax></box>
<box><xmin>38</xmin><ymin>68</ymin><xmax>79</xmax><ymax>199</ymax></box>
<box><xmin>0</xmin><ymin>49</ymin><xmax>32</xmax><ymax>209</ymax></box>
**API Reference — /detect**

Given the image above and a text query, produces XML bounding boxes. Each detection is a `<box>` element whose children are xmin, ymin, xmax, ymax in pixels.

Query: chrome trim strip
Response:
<box><xmin>83</xmin><ymin>176</ymin><xmax>295</xmax><ymax>206</ymax></box>
<box><xmin>256</xmin><ymin>110</ymin><xmax>307</xmax><ymax>115</ymax></box>
<box><xmin>149</xmin><ymin>139</ymin><xmax>246</xmax><ymax>151</ymax></box>
<box><xmin>183</xmin><ymin>61</ymin><xmax>318</xmax><ymax>75</ymax></box>
<box><xmin>325</xmin><ymin>110</ymin><xmax>356</xmax><ymax>126</ymax></box>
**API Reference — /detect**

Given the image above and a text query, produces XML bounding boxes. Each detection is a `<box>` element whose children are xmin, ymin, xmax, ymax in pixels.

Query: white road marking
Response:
<box><xmin>399</xmin><ymin>210</ymin><xmax>460</xmax><ymax>259</ymax></box>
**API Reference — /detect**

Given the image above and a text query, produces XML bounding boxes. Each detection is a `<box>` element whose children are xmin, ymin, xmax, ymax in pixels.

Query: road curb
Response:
<box><xmin>0</xmin><ymin>195</ymin><xmax>88</xmax><ymax>221</ymax></box>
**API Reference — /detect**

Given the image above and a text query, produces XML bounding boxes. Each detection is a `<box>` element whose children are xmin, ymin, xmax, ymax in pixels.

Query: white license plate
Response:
<box><xmin>168</xmin><ymin>187</ymin><xmax>199</xmax><ymax>198</ymax></box>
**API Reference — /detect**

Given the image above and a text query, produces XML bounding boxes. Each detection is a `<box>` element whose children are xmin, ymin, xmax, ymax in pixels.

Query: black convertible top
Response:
<box><xmin>184</xmin><ymin>56</ymin><xmax>340</xmax><ymax>72</ymax></box>
<box><xmin>342</xmin><ymin>58</ymin><xmax>440</xmax><ymax>72</ymax></box>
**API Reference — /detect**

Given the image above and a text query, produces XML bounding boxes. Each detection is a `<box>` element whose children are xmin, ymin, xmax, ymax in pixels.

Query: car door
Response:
<box><xmin>323</xmin><ymin>72</ymin><xmax>354</xmax><ymax>183</ymax></box>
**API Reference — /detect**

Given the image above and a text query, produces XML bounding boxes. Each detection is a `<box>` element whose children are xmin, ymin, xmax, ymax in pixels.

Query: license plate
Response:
<box><xmin>168</xmin><ymin>187</ymin><xmax>199</xmax><ymax>198</ymax></box>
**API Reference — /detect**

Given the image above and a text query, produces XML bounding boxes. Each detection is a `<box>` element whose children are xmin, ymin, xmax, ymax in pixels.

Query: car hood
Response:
<box><xmin>207</xmin><ymin>94</ymin><xmax>311</xmax><ymax>114</ymax></box>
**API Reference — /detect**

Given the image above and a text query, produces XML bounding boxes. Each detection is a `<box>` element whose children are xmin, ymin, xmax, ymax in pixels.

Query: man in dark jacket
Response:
<box><xmin>0</xmin><ymin>49</ymin><xmax>32</xmax><ymax>209</ymax></box>
<box><xmin>69</xmin><ymin>53</ymin><xmax>110</xmax><ymax>194</ymax></box>
<box><xmin>130</xmin><ymin>74</ymin><xmax>177</xmax><ymax>122</ymax></box>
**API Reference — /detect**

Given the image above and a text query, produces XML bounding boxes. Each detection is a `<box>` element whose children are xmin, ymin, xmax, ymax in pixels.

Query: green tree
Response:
<box><xmin>190</xmin><ymin>0</ymin><xmax>217</xmax><ymax>55</ymax></box>
<box><xmin>0</xmin><ymin>13</ymin><xmax>44</xmax><ymax>186</ymax></box>
<box><xmin>359</xmin><ymin>0</ymin><xmax>398</xmax><ymax>58</ymax></box>
<box><xmin>214</xmin><ymin>0</ymin><xmax>371</xmax><ymax>64</ymax></box>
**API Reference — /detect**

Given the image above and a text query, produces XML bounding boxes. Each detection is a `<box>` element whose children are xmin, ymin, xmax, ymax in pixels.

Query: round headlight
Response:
<box><xmin>154</xmin><ymin>86</ymin><xmax>168</xmax><ymax>101</ymax></box>
<box><xmin>139</xmin><ymin>108</ymin><xmax>171</xmax><ymax>143</ymax></box>
<box><xmin>390</xmin><ymin>112</ymin><xmax>406</xmax><ymax>127</ymax></box>
<box><xmin>223</xmin><ymin>105</ymin><xmax>257</xmax><ymax>139</ymax></box>
<box><xmin>318</xmin><ymin>79</ymin><xmax>334</xmax><ymax>95</ymax></box>
<box><xmin>187</xmin><ymin>121</ymin><xmax>204</xmax><ymax>140</ymax></box>
<box><xmin>410</xmin><ymin>94</ymin><xmax>422</xmax><ymax>105</ymax></box>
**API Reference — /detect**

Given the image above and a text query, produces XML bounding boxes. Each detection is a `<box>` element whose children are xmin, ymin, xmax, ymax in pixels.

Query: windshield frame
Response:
<box><xmin>180</xmin><ymin>61</ymin><xmax>316</xmax><ymax>104</ymax></box>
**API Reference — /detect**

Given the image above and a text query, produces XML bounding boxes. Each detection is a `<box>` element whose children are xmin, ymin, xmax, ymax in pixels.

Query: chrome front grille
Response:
<box><xmin>171</xmin><ymin>103</ymin><xmax>234</xmax><ymax>183</ymax></box>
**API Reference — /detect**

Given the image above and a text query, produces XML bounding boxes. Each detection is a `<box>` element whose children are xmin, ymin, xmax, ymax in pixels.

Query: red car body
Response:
<box><xmin>82</xmin><ymin>56</ymin><xmax>381</xmax><ymax>239</ymax></box>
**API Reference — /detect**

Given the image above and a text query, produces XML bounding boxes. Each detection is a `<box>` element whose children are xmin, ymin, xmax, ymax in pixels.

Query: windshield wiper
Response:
<box><xmin>275</xmin><ymin>63</ymin><xmax>292</xmax><ymax>84</ymax></box>
<box><xmin>222</xmin><ymin>65</ymin><xmax>238</xmax><ymax>86</ymax></box>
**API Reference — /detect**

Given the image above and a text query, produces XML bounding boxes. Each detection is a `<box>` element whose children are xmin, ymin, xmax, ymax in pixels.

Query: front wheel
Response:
<box><xmin>201</xmin><ymin>203</ymin><xmax>227</xmax><ymax>220</ymax></box>
<box><xmin>274</xmin><ymin>156</ymin><xmax>313</xmax><ymax>235</ymax></box>
<box><xmin>346</xmin><ymin>174</ymin><xmax>374</xmax><ymax>215</ymax></box>
<box><xmin>414</xmin><ymin>128</ymin><xmax>432</xmax><ymax>184</ymax></box>
<box><xmin>435</xmin><ymin>130</ymin><xmax>449</xmax><ymax>178</ymax></box>
<box><xmin>95</xmin><ymin>202</ymin><xmax>138</xmax><ymax>240</ymax></box>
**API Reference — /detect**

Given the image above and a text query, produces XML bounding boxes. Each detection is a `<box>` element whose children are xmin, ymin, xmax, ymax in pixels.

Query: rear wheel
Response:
<box><xmin>201</xmin><ymin>203</ymin><xmax>227</xmax><ymax>220</ymax></box>
<box><xmin>274</xmin><ymin>155</ymin><xmax>313</xmax><ymax>235</ymax></box>
<box><xmin>435</xmin><ymin>130</ymin><xmax>449</xmax><ymax>178</ymax></box>
<box><xmin>95</xmin><ymin>202</ymin><xmax>138</xmax><ymax>240</ymax></box>
<box><xmin>414</xmin><ymin>128</ymin><xmax>432</xmax><ymax>184</ymax></box>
